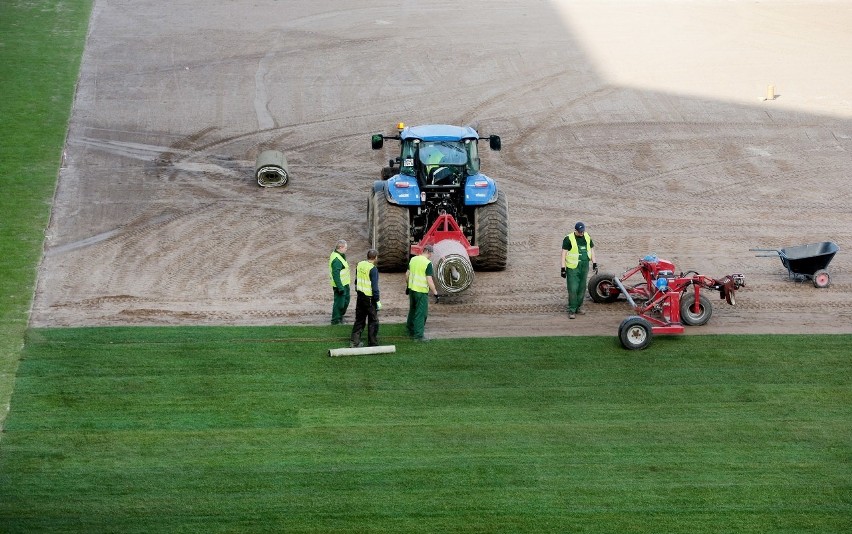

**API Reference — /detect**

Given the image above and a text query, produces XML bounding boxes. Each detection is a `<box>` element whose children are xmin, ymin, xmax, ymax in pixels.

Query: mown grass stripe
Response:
<box><xmin>0</xmin><ymin>0</ymin><xmax>94</xmax><ymax>427</ymax></box>
<box><xmin>1</xmin><ymin>328</ymin><xmax>849</xmax><ymax>532</ymax></box>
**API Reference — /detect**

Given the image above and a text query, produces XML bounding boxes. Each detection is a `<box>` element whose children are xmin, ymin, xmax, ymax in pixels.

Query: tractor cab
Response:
<box><xmin>375</xmin><ymin>124</ymin><xmax>500</xmax><ymax>188</ymax></box>
<box><xmin>411</xmin><ymin>140</ymin><xmax>470</xmax><ymax>187</ymax></box>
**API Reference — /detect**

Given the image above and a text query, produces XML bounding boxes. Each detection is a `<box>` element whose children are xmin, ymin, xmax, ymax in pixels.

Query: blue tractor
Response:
<box><xmin>368</xmin><ymin>124</ymin><xmax>508</xmax><ymax>282</ymax></box>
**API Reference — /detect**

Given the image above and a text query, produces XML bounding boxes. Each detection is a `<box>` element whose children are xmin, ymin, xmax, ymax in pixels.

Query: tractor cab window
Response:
<box><xmin>418</xmin><ymin>141</ymin><xmax>468</xmax><ymax>167</ymax></box>
<box><xmin>399</xmin><ymin>141</ymin><xmax>417</xmax><ymax>176</ymax></box>
<box><xmin>401</xmin><ymin>139</ymin><xmax>480</xmax><ymax>182</ymax></box>
<box><xmin>418</xmin><ymin>141</ymin><xmax>468</xmax><ymax>186</ymax></box>
<box><xmin>465</xmin><ymin>139</ymin><xmax>480</xmax><ymax>175</ymax></box>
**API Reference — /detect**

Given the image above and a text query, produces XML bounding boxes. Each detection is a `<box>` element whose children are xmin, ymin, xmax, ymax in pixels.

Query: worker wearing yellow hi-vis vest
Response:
<box><xmin>561</xmin><ymin>222</ymin><xmax>597</xmax><ymax>319</ymax></box>
<box><xmin>406</xmin><ymin>245</ymin><xmax>439</xmax><ymax>341</ymax></box>
<box><xmin>350</xmin><ymin>249</ymin><xmax>381</xmax><ymax>347</ymax></box>
<box><xmin>328</xmin><ymin>239</ymin><xmax>350</xmax><ymax>325</ymax></box>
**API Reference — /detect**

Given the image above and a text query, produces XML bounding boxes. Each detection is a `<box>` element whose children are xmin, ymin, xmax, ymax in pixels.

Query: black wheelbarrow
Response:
<box><xmin>750</xmin><ymin>241</ymin><xmax>839</xmax><ymax>288</ymax></box>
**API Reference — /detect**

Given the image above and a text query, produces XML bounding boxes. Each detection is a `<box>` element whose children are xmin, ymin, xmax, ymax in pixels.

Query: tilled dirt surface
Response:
<box><xmin>32</xmin><ymin>0</ymin><xmax>852</xmax><ymax>339</ymax></box>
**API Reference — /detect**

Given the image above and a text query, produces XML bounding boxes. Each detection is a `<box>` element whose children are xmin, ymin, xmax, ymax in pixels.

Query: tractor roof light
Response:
<box><xmin>397</xmin><ymin>122</ymin><xmax>405</xmax><ymax>130</ymax></box>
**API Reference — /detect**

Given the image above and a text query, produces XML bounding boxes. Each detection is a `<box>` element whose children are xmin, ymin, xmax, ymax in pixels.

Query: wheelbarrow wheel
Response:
<box><xmin>680</xmin><ymin>293</ymin><xmax>712</xmax><ymax>326</ymax></box>
<box><xmin>813</xmin><ymin>269</ymin><xmax>831</xmax><ymax>288</ymax></box>
<box><xmin>588</xmin><ymin>273</ymin><xmax>620</xmax><ymax>303</ymax></box>
<box><xmin>619</xmin><ymin>316</ymin><xmax>653</xmax><ymax>350</ymax></box>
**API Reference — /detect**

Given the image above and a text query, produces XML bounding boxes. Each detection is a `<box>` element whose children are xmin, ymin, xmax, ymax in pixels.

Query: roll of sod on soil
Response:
<box><xmin>255</xmin><ymin>150</ymin><xmax>289</xmax><ymax>187</ymax></box>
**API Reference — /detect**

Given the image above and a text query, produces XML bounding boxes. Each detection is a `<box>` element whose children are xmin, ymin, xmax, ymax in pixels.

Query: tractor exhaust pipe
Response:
<box><xmin>431</xmin><ymin>239</ymin><xmax>474</xmax><ymax>294</ymax></box>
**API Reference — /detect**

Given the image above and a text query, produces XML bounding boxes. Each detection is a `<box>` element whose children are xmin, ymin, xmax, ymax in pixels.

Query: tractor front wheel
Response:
<box><xmin>373</xmin><ymin>199</ymin><xmax>409</xmax><ymax>272</ymax></box>
<box><xmin>588</xmin><ymin>273</ymin><xmax>620</xmax><ymax>303</ymax></box>
<box><xmin>680</xmin><ymin>292</ymin><xmax>712</xmax><ymax>326</ymax></box>
<box><xmin>619</xmin><ymin>316</ymin><xmax>653</xmax><ymax>350</ymax></box>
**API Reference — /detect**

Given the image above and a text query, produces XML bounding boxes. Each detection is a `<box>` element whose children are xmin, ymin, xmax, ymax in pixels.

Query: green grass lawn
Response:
<box><xmin>0</xmin><ymin>0</ymin><xmax>93</xmax><ymax>424</ymax></box>
<box><xmin>0</xmin><ymin>326</ymin><xmax>849</xmax><ymax>532</ymax></box>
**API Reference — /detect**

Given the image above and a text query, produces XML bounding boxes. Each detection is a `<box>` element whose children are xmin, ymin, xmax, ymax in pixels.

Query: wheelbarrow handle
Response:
<box><xmin>749</xmin><ymin>248</ymin><xmax>782</xmax><ymax>257</ymax></box>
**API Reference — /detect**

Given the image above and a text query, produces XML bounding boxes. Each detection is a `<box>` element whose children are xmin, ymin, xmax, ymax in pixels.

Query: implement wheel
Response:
<box><xmin>680</xmin><ymin>293</ymin><xmax>712</xmax><ymax>326</ymax></box>
<box><xmin>588</xmin><ymin>273</ymin><xmax>620</xmax><ymax>303</ymax></box>
<box><xmin>619</xmin><ymin>316</ymin><xmax>653</xmax><ymax>350</ymax></box>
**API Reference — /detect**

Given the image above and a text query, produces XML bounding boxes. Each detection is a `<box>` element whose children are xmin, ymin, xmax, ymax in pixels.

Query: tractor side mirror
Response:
<box><xmin>489</xmin><ymin>135</ymin><xmax>502</xmax><ymax>151</ymax></box>
<box><xmin>388</xmin><ymin>159</ymin><xmax>395</xmax><ymax>168</ymax></box>
<box><xmin>371</xmin><ymin>134</ymin><xmax>384</xmax><ymax>150</ymax></box>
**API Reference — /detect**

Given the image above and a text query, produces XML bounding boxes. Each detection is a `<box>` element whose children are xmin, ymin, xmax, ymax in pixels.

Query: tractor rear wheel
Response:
<box><xmin>680</xmin><ymin>292</ymin><xmax>712</xmax><ymax>326</ymax></box>
<box><xmin>471</xmin><ymin>189</ymin><xmax>508</xmax><ymax>271</ymax></box>
<box><xmin>367</xmin><ymin>190</ymin><xmax>376</xmax><ymax>244</ymax></box>
<box><xmin>373</xmin><ymin>199</ymin><xmax>409</xmax><ymax>272</ymax></box>
<box><xmin>619</xmin><ymin>316</ymin><xmax>653</xmax><ymax>350</ymax></box>
<box><xmin>588</xmin><ymin>273</ymin><xmax>620</xmax><ymax>303</ymax></box>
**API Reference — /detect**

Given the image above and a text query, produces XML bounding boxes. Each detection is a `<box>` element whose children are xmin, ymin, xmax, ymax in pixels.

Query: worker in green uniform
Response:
<box><xmin>350</xmin><ymin>249</ymin><xmax>381</xmax><ymax>347</ymax></box>
<box><xmin>328</xmin><ymin>239</ymin><xmax>350</xmax><ymax>325</ymax></box>
<box><xmin>561</xmin><ymin>222</ymin><xmax>597</xmax><ymax>319</ymax></box>
<box><xmin>406</xmin><ymin>245</ymin><xmax>439</xmax><ymax>341</ymax></box>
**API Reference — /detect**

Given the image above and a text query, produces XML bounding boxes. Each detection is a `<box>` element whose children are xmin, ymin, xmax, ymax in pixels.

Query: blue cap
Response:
<box><xmin>574</xmin><ymin>222</ymin><xmax>585</xmax><ymax>232</ymax></box>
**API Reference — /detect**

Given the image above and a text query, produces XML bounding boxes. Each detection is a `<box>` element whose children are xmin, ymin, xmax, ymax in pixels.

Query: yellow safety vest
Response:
<box><xmin>328</xmin><ymin>251</ymin><xmax>350</xmax><ymax>287</ymax></box>
<box><xmin>564</xmin><ymin>232</ymin><xmax>592</xmax><ymax>269</ymax></box>
<box><xmin>356</xmin><ymin>260</ymin><xmax>374</xmax><ymax>296</ymax></box>
<box><xmin>407</xmin><ymin>255</ymin><xmax>431</xmax><ymax>293</ymax></box>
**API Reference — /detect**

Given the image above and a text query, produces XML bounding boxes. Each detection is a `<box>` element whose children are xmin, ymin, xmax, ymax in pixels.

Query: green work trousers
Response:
<box><xmin>566</xmin><ymin>261</ymin><xmax>589</xmax><ymax>313</ymax></box>
<box><xmin>331</xmin><ymin>286</ymin><xmax>350</xmax><ymax>324</ymax></box>
<box><xmin>406</xmin><ymin>290</ymin><xmax>429</xmax><ymax>339</ymax></box>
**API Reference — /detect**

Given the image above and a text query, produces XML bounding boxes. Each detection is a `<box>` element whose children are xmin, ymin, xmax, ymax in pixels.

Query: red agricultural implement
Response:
<box><xmin>588</xmin><ymin>255</ymin><xmax>677</xmax><ymax>304</ymax></box>
<box><xmin>615</xmin><ymin>271</ymin><xmax>745</xmax><ymax>350</ymax></box>
<box><xmin>589</xmin><ymin>255</ymin><xmax>745</xmax><ymax>349</ymax></box>
<box><xmin>411</xmin><ymin>213</ymin><xmax>479</xmax><ymax>295</ymax></box>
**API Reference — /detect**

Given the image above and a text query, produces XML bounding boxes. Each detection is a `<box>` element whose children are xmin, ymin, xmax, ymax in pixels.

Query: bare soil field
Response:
<box><xmin>32</xmin><ymin>0</ymin><xmax>852</xmax><ymax>339</ymax></box>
